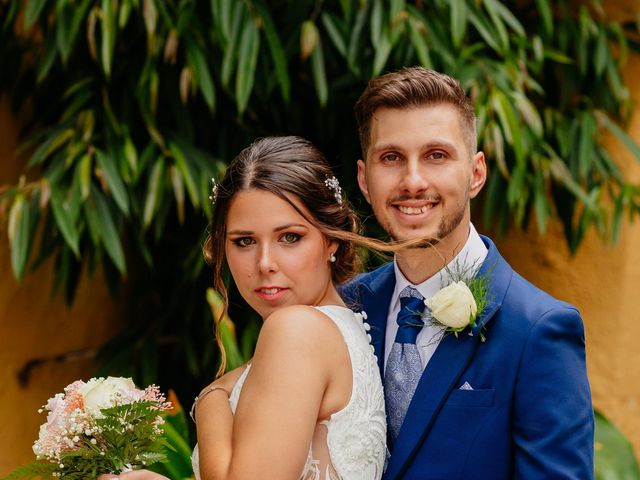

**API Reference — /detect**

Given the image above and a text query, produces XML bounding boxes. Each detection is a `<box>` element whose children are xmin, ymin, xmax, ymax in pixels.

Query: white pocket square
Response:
<box><xmin>459</xmin><ymin>381</ymin><xmax>474</xmax><ymax>391</ymax></box>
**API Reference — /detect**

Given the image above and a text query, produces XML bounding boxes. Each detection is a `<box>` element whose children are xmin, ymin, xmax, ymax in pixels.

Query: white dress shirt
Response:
<box><xmin>383</xmin><ymin>223</ymin><xmax>488</xmax><ymax>373</ymax></box>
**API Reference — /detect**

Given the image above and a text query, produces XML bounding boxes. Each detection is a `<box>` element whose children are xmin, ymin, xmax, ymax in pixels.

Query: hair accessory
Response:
<box><xmin>330</xmin><ymin>252</ymin><xmax>337</xmax><ymax>263</ymax></box>
<box><xmin>209</xmin><ymin>177</ymin><xmax>219</xmax><ymax>206</ymax></box>
<box><xmin>324</xmin><ymin>176</ymin><xmax>343</xmax><ymax>205</ymax></box>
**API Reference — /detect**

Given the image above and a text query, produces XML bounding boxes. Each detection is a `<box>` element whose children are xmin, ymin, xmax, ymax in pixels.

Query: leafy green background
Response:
<box><xmin>1</xmin><ymin>0</ymin><xmax>640</xmax><ymax>476</ymax></box>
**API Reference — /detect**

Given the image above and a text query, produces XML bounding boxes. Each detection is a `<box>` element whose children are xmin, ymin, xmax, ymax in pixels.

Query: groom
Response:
<box><xmin>341</xmin><ymin>67</ymin><xmax>594</xmax><ymax>479</ymax></box>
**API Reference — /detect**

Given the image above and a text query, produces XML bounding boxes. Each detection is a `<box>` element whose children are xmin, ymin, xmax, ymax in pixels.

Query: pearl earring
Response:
<box><xmin>329</xmin><ymin>253</ymin><xmax>336</xmax><ymax>263</ymax></box>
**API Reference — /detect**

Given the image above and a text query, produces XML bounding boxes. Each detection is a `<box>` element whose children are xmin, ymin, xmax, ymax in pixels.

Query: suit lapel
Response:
<box><xmin>385</xmin><ymin>237</ymin><xmax>511</xmax><ymax>480</ymax></box>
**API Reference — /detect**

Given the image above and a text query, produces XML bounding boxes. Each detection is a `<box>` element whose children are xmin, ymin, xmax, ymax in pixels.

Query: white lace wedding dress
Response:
<box><xmin>192</xmin><ymin>305</ymin><xmax>386</xmax><ymax>480</ymax></box>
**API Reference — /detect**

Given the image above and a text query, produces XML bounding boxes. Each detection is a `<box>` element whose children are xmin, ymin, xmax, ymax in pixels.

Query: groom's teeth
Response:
<box><xmin>261</xmin><ymin>288</ymin><xmax>280</xmax><ymax>294</ymax></box>
<box><xmin>398</xmin><ymin>205</ymin><xmax>429</xmax><ymax>215</ymax></box>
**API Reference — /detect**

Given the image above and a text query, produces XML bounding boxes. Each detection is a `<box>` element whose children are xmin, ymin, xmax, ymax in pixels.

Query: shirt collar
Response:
<box><xmin>392</xmin><ymin>223</ymin><xmax>488</xmax><ymax>305</ymax></box>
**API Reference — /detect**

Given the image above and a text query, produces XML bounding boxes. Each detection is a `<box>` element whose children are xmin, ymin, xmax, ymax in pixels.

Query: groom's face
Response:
<box><xmin>357</xmin><ymin>104</ymin><xmax>486</xmax><ymax>247</ymax></box>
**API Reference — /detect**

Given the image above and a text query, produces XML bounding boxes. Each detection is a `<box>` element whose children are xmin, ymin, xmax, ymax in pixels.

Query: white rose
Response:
<box><xmin>425</xmin><ymin>281</ymin><xmax>477</xmax><ymax>329</ymax></box>
<box><xmin>83</xmin><ymin>376</ymin><xmax>137</xmax><ymax>414</ymax></box>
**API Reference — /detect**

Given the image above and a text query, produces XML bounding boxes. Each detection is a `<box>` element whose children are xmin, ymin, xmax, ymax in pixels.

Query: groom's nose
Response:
<box><xmin>401</xmin><ymin>158</ymin><xmax>429</xmax><ymax>195</ymax></box>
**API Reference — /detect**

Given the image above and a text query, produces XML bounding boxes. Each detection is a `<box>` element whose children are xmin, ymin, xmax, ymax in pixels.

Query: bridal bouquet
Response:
<box><xmin>6</xmin><ymin>377</ymin><xmax>172</xmax><ymax>479</ymax></box>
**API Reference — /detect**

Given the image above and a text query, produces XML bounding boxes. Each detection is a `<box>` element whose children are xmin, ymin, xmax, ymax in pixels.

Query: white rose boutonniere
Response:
<box><xmin>424</xmin><ymin>263</ymin><xmax>492</xmax><ymax>341</ymax></box>
<box><xmin>425</xmin><ymin>281</ymin><xmax>477</xmax><ymax>329</ymax></box>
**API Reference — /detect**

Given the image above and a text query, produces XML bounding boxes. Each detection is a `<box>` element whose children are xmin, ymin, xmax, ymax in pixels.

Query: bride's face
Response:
<box><xmin>225</xmin><ymin>188</ymin><xmax>338</xmax><ymax>319</ymax></box>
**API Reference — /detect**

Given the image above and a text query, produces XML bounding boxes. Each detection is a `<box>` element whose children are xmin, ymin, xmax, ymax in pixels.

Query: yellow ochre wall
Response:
<box><xmin>0</xmin><ymin>96</ymin><xmax>127</xmax><ymax>472</ymax></box>
<box><xmin>1</xmin><ymin>2</ymin><xmax>640</xmax><ymax>473</ymax></box>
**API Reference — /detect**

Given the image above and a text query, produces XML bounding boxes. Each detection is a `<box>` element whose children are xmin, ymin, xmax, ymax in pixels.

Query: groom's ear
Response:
<box><xmin>357</xmin><ymin>159</ymin><xmax>371</xmax><ymax>204</ymax></box>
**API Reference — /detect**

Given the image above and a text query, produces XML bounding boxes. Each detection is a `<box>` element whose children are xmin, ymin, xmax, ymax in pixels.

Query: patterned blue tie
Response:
<box><xmin>384</xmin><ymin>287</ymin><xmax>425</xmax><ymax>443</ymax></box>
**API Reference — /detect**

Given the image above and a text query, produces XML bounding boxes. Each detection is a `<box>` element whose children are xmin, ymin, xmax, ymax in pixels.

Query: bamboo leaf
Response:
<box><xmin>25</xmin><ymin>0</ymin><xmax>48</xmax><ymax>29</ymax></box>
<box><xmin>594</xmin><ymin>29</ymin><xmax>608</xmax><ymax>77</ymax></box>
<box><xmin>372</xmin><ymin>28</ymin><xmax>392</xmax><ymax>77</ymax></box>
<box><xmin>578</xmin><ymin>112</ymin><xmax>596</xmax><ymax>178</ymax></box>
<box><xmin>310</xmin><ymin>38</ymin><xmax>328</xmax><ymax>107</ymax></box>
<box><xmin>90</xmin><ymin>185</ymin><xmax>126</xmax><ymax>274</ymax></box>
<box><xmin>169</xmin><ymin>165</ymin><xmax>185</xmax><ymax>225</ymax></box>
<box><xmin>50</xmin><ymin>189</ymin><xmax>81</xmax><ymax>258</ymax></box>
<box><xmin>186</xmin><ymin>37</ymin><xmax>216</xmax><ymax>111</ymax></box>
<box><xmin>221</xmin><ymin>1</ymin><xmax>244</xmax><ymax>88</ymax></box>
<box><xmin>535</xmin><ymin>0</ymin><xmax>553</xmax><ymax>35</ymax></box>
<box><xmin>370</xmin><ymin>0</ymin><xmax>383</xmax><ymax>49</ymax></box>
<box><xmin>28</xmin><ymin>128</ymin><xmax>74</xmax><ymax>168</ymax></box>
<box><xmin>482</xmin><ymin>0</ymin><xmax>509</xmax><ymax>52</ymax></box>
<box><xmin>143</xmin><ymin>159</ymin><xmax>165</xmax><ymax>229</ymax></box>
<box><xmin>321</xmin><ymin>12</ymin><xmax>347</xmax><ymax>58</ymax></box>
<box><xmin>101</xmin><ymin>0</ymin><xmax>117</xmax><ymax>78</ymax></box>
<box><xmin>76</xmin><ymin>153</ymin><xmax>92</xmax><ymax>200</ymax></box>
<box><xmin>300</xmin><ymin>21</ymin><xmax>319</xmax><ymax>60</ymax></box>
<box><xmin>95</xmin><ymin>149</ymin><xmax>130</xmax><ymax>215</ymax></box>
<box><xmin>408</xmin><ymin>17</ymin><xmax>432</xmax><ymax>68</ymax></box>
<box><xmin>600</xmin><ymin>113</ymin><xmax>640</xmax><ymax>161</ymax></box>
<box><xmin>169</xmin><ymin>142</ymin><xmax>199</xmax><ymax>208</ymax></box>
<box><xmin>235</xmin><ymin>17</ymin><xmax>260</xmax><ymax>115</ymax></box>
<box><xmin>450</xmin><ymin>0</ymin><xmax>467</xmax><ymax>49</ymax></box>
<box><xmin>347</xmin><ymin>4</ymin><xmax>369</xmax><ymax>76</ymax></box>
<box><xmin>255</xmin><ymin>3</ymin><xmax>290</xmax><ymax>103</ymax></box>
<box><xmin>8</xmin><ymin>195</ymin><xmax>31</xmax><ymax>280</ymax></box>
<box><xmin>206</xmin><ymin>288</ymin><xmax>245</xmax><ymax>370</ymax></box>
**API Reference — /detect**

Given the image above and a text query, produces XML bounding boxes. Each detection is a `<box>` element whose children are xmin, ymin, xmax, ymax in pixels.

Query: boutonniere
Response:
<box><xmin>423</xmin><ymin>263</ymin><xmax>491</xmax><ymax>342</ymax></box>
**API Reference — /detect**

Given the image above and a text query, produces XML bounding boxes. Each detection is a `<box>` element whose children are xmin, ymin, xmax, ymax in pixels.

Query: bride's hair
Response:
<box><xmin>203</xmin><ymin>136</ymin><xmax>363</xmax><ymax>376</ymax></box>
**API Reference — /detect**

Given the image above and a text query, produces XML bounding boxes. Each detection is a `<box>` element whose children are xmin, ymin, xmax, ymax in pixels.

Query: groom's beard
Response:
<box><xmin>384</xmin><ymin>192</ymin><xmax>468</xmax><ymax>248</ymax></box>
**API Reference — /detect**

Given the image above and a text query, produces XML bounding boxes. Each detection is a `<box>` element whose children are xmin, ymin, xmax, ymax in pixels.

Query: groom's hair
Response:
<box><xmin>354</xmin><ymin>67</ymin><xmax>477</xmax><ymax>159</ymax></box>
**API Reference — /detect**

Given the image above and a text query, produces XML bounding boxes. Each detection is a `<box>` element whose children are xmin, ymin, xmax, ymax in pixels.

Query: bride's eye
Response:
<box><xmin>280</xmin><ymin>232</ymin><xmax>302</xmax><ymax>244</ymax></box>
<box><xmin>232</xmin><ymin>237</ymin><xmax>255</xmax><ymax>247</ymax></box>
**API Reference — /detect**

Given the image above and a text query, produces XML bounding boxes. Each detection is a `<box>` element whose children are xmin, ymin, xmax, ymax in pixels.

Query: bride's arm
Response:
<box><xmin>196</xmin><ymin>305</ymin><xmax>346</xmax><ymax>480</ymax></box>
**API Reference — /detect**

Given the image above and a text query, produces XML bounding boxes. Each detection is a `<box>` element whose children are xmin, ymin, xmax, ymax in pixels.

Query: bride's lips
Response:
<box><xmin>254</xmin><ymin>286</ymin><xmax>289</xmax><ymax>301</ymax></box>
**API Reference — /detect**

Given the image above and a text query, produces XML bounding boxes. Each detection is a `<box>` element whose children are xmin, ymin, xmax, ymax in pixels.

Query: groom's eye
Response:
<box><xmin>381</xmin><ymin>153</ymin><xmax>400</xmax><ymax>163</ymax></box>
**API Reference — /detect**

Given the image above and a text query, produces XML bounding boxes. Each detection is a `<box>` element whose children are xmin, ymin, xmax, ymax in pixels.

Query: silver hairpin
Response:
<box><xmin>324</xmin><ymin>176</ymin><xmax>343</xmax><ymax>206</ymax></box>
<box><xmin>209</xmin><ymin>177</ymin><xmax>219</xmax><ymax>206</ymax></box>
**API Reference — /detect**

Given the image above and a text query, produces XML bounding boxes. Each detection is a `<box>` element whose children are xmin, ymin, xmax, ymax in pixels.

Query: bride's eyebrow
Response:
<box><xmin>226</xmin><ymin>223</ymin><xmax>308</xmax><ymax>236</ymax></box>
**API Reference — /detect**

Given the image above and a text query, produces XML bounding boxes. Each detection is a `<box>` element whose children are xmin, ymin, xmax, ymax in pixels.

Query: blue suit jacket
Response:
<box><xmin>340</xmin><ymin>236</ymin><xmax>594</xmax><ymax>480</ymax></box>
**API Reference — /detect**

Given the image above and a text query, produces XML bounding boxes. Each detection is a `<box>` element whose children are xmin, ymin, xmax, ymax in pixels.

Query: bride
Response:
<box><xmin>101</xmin><ymin>136</ymin><xmax>386</xmax><ymax>480</ymax></box>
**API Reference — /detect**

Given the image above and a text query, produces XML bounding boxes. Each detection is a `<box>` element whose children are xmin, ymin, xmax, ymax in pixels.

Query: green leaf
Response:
<box><xmin>90</xmin><ymin>186</ymin><xmax>126</xmax><ymax>274</ymax></box>
<box><xmin>321</xmin><ymin>12</ymin><xmax>347</xmax><ymax>58</ymax></box>
<box><xmin>255</xmin><ymin>3</ymin><xmax>290</xmax><ymax>103</ymax></box>
<box><xmin>24</xmin><ymin>0</ymin><xmax>48</xmax><ymax>29</ymax></box>
<box><xmin>482</xmin><ymin>0</ymin><xmax>509</xmax><ymax>52</ymax></box>
<box><xmin>221</xmin><ymin>1</ymin><xmax>244</xmax><ymax>88</ymax></box>
<box><xmin>578</xmin><ymin>112</ymin><xmax>596</xmax><ymax>178</ymax></box>
<box><xmin>169</xmin><ymin>165</ymin><xmax>186</xmax><ymax>224</ymax></box>
<box><xmin>143</xmin><ymin>159</ymin><xmax>165</xmax><ymax>229</ymax></box>
<box><xmin>450</xmin><ymin>0</ymin><xmax>467</xmax><ymax>49</ymax></box>
<box><xmin>50</xmin><ymin>188</ymin><xmax>81</xmax><ymax>258</ymax></box>
<box><xmin>169</xmin><ymin>142</ymin><xmax>199</xmax><ymax>208</ymax></box>
<box><xmin>101</xmin><ymin>0</ymin><xmax>117</xmax><ymax>78</ymax></box>
<box><xmin>600</xmin><ymin>113</ymin><xmax>640</xmax><ymax>161</ymax></box>
<box><xmin>8</xmin><ymin>195</ymin><xmax>32</xmax><ymax>281</ymax></box>
<box><xmin>95</xmin><ymin>149</ymin><xmax>130</xmax><ymax>215</ymax></box>
<box><xmin>186</xmin><ymin>37</ymin><xmax>216</xmax><ymax>111</ymax></box>
<box><xmin>372</xmin><ymin>27</ymin><xmax>392</xmax><ymax>76</ymax></box>
<box><xmin>594</xmin><ymin>29</ymin><xmax>608</xmax><ymax>77</ymax></box>
<box><xmin>370</xmin><ymin>0</ymin><xmax>383</xmax><ymax>49</ymax></box>
<box><xmin>347</xmin><ymin>3</ymin><xmax>369</xmax><ymax>76</ymax></box>
<box><xmin>28</xmin><ymin>128</ymin><xmax>74</xmax><ymax>168</ymax></box>
<box><xmin>235</xmin><ymin>17</ymin><xmax>260</xmax><ymax>115</ymax></box>
<box><xmin>408</xmin><ymin>17</ymin><xmax>432</xmax><ymax>68</ymax></box>
<box><xmin>535</xmin><ymin>0</ymin><xmax>553</xmax><ymax>35</ymax></box>
<box><xmin>594</xmin><ymin>411</ymin><xmax>640</xmax><ymax>479</ymax></box>
<box><xmin>310</xmin><ymin>38</ymin><xmax>328</xmax><ymax>107</ymax></box>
